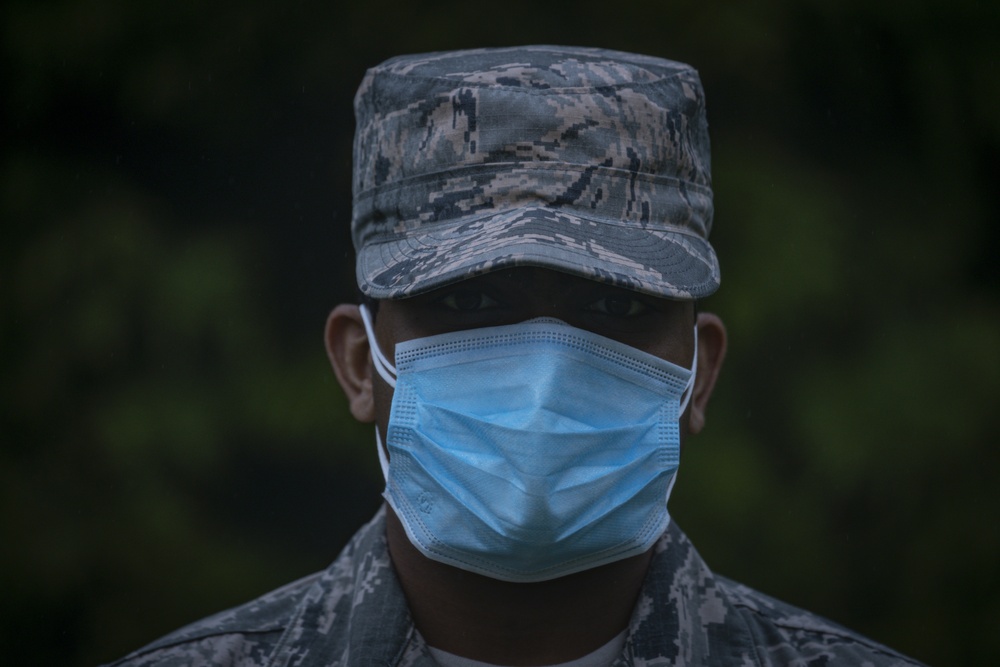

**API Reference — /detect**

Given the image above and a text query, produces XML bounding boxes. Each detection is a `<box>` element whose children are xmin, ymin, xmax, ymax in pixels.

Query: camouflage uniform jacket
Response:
<box><xmin>105</xmin><ymin>506</ymin><xmax>925</xmax><ymax>666</ymax></box>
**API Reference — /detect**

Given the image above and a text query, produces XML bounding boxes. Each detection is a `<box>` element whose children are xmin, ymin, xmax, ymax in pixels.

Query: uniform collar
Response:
<box><xmin>270</xmin><ymin>508</ymin><xmax>752</xmax><ymax>666</ymax></box>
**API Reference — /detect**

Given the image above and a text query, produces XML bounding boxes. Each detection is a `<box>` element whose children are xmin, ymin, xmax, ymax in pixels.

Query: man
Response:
<box><xmin>106</xmin><ymin>46</ymin><xmax>925</xmax><ymax>666</ymax></box>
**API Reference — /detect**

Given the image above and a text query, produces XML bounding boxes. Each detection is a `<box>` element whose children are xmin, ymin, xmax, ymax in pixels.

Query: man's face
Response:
<box><xmin>325</xmin><ymin>262</ymin><xmax>725</xmax><ymax>582</ymax></box>
<box><xmin>368</xmin><ymin>266</ymin><xmax>697</xmax><ymax>440</ymax></box>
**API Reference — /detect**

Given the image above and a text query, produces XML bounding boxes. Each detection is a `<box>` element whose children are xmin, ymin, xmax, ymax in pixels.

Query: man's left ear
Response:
<box><xmin>324</xmin><ymin>304</ymin><xmax>376</xmax><ymax>423</ymax></box>
<box><xmin>687</xmin><ymin>312</ymin><xmax>727</xmax><ymax>435</ymax></box>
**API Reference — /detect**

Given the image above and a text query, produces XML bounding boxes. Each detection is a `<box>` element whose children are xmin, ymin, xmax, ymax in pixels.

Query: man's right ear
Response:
<box><xmin>325</xmin><ymin>304</ymin><xmax>376</xmax><ymax>423</ymax></box>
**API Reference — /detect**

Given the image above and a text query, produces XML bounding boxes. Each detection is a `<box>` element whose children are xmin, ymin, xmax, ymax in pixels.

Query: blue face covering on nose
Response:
<box><xmin>360</xmin><ymin>306</ymin><xmax>697</xmax><ymax>582</ymax></box>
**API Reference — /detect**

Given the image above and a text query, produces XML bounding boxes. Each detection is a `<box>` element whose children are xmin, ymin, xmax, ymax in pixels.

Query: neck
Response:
<box><xmin>385</xmin><ymin>507</ymin><xmax>652</xmax><ymax>666</ymax></box>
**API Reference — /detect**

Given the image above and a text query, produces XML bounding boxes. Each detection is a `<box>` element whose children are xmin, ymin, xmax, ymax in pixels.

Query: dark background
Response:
<box><xmin>3</xmin><ymin>1</ymin><xmax>998</xmax><ymax>665</ymax></box>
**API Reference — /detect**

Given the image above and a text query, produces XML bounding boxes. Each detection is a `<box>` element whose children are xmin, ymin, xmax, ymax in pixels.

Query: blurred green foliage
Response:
<box><xmin>2</xmin><ymin>1</ymin><xmax>998</xmax><ymax>665</ymax></box>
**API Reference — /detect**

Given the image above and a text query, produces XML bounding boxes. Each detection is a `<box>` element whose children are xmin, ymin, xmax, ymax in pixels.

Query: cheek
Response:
<box><xmin>633</xmin><ymin>330</ymin><xmax>694</xmax><ymax>370</ymax></box>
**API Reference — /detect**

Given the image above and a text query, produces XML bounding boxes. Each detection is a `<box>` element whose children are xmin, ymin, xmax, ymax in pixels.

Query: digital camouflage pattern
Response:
<box><xmin>103</xmin><ymin>507</ymin><xmax>925</xmax><ymax>666</ymax></box>
<box><xmin>102</xmin><ymin>46</ymin><xmax>925</xmax><ymax>667</ymax></box>
<box><xmin>352</xmin><ymin>46</ymin><xmax>720</xmax><ymax>301</ymax></box>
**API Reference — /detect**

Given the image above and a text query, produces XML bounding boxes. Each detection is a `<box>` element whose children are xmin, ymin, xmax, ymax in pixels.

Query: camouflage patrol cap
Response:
<box><xmin>352</xmin><ymin>45</ymin><xmax>719</xmax><ymax>300</ymax></box>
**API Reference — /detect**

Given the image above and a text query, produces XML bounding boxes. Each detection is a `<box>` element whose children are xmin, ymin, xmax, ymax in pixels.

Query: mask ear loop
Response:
<box><xmin>677</xmin><ymin>325</ymin><xmax>698</xmax><ymax>417</ymax></box>
<box><xmin>664</xmin><ymin>325</ymin><xmax>698</xmax><ymax>507</ymax></box>
<box><xmin>359</xmin><ymin>304</ymin><xmax>397</xmax><ymax>389</ymax></box>
<box><xmin>359</xmin><ymin>304</ymin><xmax>396</xmax><ymax>480</ymax></box>
<box><xmin>375</xmin><ymin>430</ymin><xmax>390</xmax><ymax>481</ymax></box>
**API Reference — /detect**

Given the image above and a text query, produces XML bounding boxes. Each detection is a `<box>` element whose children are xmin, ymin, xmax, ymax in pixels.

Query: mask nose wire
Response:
<box><xmin>361</xmin><ymin>303</ymin><xmax>699</xmax><ymax>413</ymax></box>
<box><xmin>359</xmin><ymin>304</ymin><xmax>397</xmax><ymax>389</ymax></box>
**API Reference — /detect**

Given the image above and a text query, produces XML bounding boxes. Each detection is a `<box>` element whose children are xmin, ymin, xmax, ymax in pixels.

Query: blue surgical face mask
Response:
<box><xmin>360</xmin><ymin>305</ymin><xmax>697</xmax><ymax>582</ymax></box>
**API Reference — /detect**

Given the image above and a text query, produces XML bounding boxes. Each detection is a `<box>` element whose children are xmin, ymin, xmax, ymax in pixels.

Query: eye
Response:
<box><xmin>588</xmin><ymin>293</ymin><xmax>648</xmax><ymax>317</ymax></box>
<box><xmin>438</xmin><ymin>288</ymin><xmax>500</xmax><ymax>311</ymax></box>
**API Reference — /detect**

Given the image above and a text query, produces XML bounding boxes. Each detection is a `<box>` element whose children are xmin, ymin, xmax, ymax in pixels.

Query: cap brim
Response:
<box><xmin>356</xmin><ymin>206</ymin><xmax>719</xmax><ymax>300</ymax></box>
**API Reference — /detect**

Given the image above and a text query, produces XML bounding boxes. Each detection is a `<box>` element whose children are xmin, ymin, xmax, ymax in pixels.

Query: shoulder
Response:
<box><xmin>102</xmin><ymin>507</ymin><xmax>396</xmax><ymax>667</ymax></box>
<box><xmin>716</xmin><ymin>576</ymin><xmax>927</xmax><ymax>666</ymax></box>
<box><xmin>102</xmin><ymin>571</ymin><xmax>322</xmax><ymax>667</ymax></box>
<box><xmin>631</xmin><ymin>523</ymin><xmax>927</xmax><ymax>666</ymax></box>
